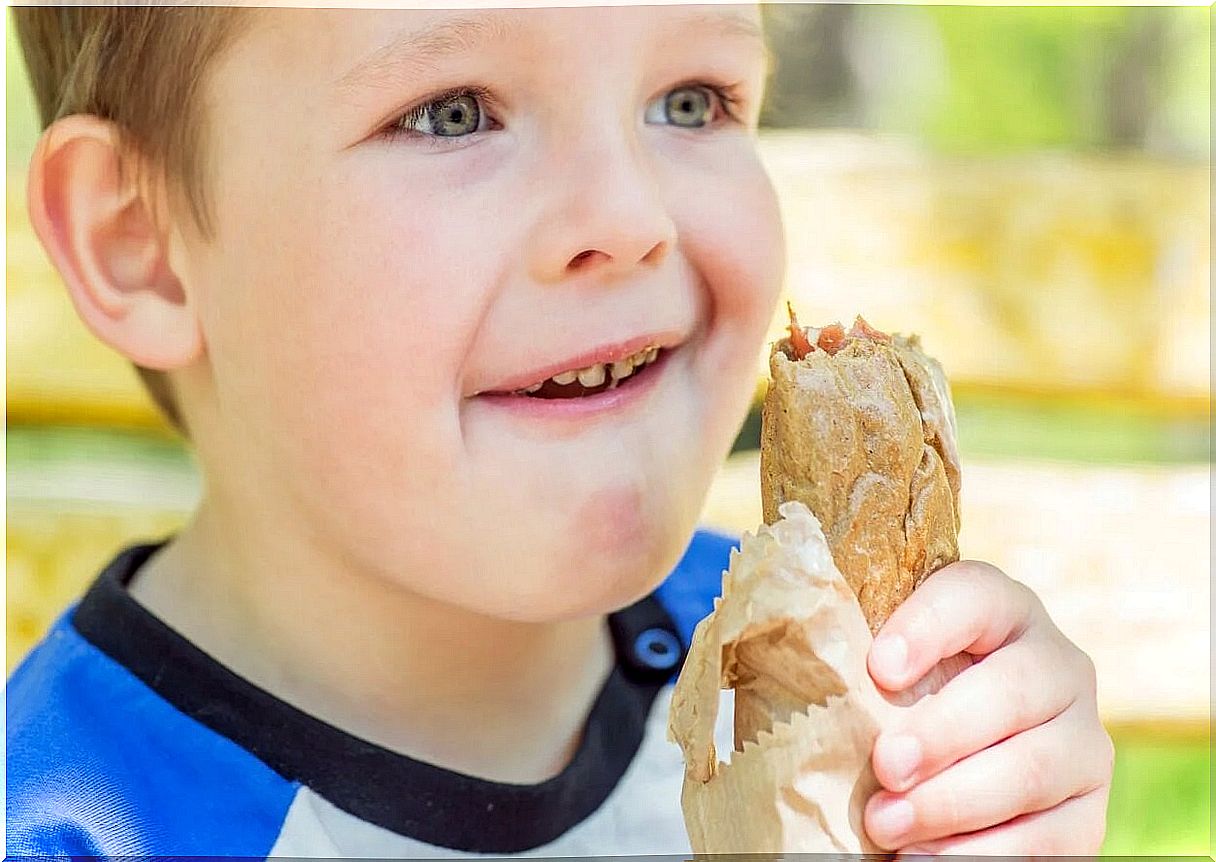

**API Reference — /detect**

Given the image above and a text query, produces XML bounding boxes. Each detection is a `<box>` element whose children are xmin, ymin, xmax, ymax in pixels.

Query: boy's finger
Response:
<box><xmin>894</xmin><ymin>784</ymin><xmax>1111</xmax><ymax>858</ymax></box>
<box><xmin>868</xmin><ymin>560</ymin><xmax>1040</xmax><ymax>692</ymax></box>
<box><xmin>863</xmin><ymin>703</ymin><xmax>1110</xmax><ymax>850</ymax></box>
<box><xmin>872</xmin><ymin>632</ymin><xmax>1085</xmax><ymax>793</ymax></box>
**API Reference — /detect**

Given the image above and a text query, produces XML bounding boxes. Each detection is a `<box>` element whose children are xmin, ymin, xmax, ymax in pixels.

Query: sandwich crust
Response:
<box><xmin>759</xmin><ymin>327</ymin><xmax>961</xmax><ymax>633</ymax></box>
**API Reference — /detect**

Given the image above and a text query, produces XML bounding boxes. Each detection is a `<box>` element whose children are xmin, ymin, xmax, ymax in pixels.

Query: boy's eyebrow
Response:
<box><xmin>336</xmin><ymin>11</ymin><xmax>523</xmax><ymax>91</ymax></box>
<box><xmin>335</xmin><ymin>9</ymin><xmax>770</xmax><ymax>92</ymax></box>
<box><xmin>717</xmin><ymin>11</ymin><xmax>774</xmax><ymax>77</ymax></box>
<box><xmin>683</xmin><ymin>10</ymin><xmax>772</xmax><ymax>70</ymax></box>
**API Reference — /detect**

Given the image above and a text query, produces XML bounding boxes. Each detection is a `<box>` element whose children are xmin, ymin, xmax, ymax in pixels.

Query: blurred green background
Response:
<box><xmin>6</xmin><ymin>5</ymin><xmax>1210</xmax><ymax>855</ymax></box>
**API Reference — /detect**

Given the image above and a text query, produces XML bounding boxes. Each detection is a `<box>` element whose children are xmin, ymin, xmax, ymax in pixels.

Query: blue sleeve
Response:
<box><xmin>6</xmin><ymin>612</ymin><xmax>298</xmax><ymax>858</ymax></box>
<box><xmin>653</xmin><ymin>527</ymin><xmax>740</xmax><ymax>649</ymax></box>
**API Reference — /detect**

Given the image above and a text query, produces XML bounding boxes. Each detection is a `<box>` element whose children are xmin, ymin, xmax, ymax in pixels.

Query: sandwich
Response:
<box><xmin>760</xmin><ymin>304</ymin><xmax>962</xmax><ymax>633</ymax></box>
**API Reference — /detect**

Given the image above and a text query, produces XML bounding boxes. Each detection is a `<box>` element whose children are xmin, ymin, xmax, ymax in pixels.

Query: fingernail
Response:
<box><xmin>877</xmin><ymin>733</ymin><xmax>922</xmax><ymax>789</ymax></box>
<box><xmin>871</xmin><ymin>633</ymin><xmax>908</xmax><ymax>680</ymax></box>
<box><xmin>869</xmin><ymin>798</ymin><xmax>914</xmax><ymax>841</ymax></box>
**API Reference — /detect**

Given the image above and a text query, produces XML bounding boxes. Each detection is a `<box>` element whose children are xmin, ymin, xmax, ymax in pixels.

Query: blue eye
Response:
<box><xmin>668</xmin><ymin>86</ymin><xmax>712</xmax><ymax>127</ymax></box>
<box><xmin>646</xmin><ymin>83</ymin><xmax>736</xmax><ymax>128</ymax></box>
<box><xmin>387</xmin><ymin>86</ymin><xmax>493</xmax><ymax>140</ymax></box>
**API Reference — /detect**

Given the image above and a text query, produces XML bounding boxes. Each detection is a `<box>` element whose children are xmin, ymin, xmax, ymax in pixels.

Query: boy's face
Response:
<box><xmin>181</xmin><ymin>4</ymin><xmax>784</xmax><ymax>620</ymax></box>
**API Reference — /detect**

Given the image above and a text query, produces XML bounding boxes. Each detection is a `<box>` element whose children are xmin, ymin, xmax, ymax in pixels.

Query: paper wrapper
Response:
<box><xmin>667</xmin><ymin>502</ymin><xmax>971</xmax><ymax>853</ymax></box>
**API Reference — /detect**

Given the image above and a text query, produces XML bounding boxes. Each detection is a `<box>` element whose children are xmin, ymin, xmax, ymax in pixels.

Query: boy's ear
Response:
<box><xmin>26</xmin><ymin>114</ymin><xmax>202</xmax><ymax>371</ymax></box>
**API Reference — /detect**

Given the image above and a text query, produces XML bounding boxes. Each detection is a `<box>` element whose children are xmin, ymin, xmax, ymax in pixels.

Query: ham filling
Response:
<box><xmin>784</xmin><ymin>301</ymin><xmax>891</xmax><ymax>361</ymax></box>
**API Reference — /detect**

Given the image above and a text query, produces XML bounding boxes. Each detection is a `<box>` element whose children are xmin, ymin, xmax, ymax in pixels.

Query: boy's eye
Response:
<box><xmin>417</xmin><ymin>93</ymin><xmax>482</xmax><ymax>136</ymax></box>
<box><xmin>391</xmin><ymin>88</ymin><xmax>491</xmax><ymax>139</ymax></box>
<box><xmin>645</xmin><ymin>84</ymin><xmax>724</xmax><ymax>129</ymax></box>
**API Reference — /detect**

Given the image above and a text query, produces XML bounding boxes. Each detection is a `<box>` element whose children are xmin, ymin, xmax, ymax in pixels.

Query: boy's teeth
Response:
<box><xmin>577</xmin><ymin>364</ymin><xmax>607</xmax><ymax>387</ymax></box>
<box><xmin>514</xmin><ymin>345</ymin><xmax>663</xmax><ymax>394</ymax></box>
<box><xmin>578</xmin><ymin>347</ymin><xmax>659</xmax><ymax>383</ymax></box>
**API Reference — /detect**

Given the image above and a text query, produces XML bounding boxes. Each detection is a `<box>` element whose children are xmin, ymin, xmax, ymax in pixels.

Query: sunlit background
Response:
<box><xmin>6</xmin><ymin>5</ymin><xmax>1210</xmax><ymax>855</ymax></box>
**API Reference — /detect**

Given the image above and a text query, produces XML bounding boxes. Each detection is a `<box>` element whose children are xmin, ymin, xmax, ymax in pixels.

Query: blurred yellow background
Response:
<box><xmin>6</xmin><ymin>5</ymin><xmax>1210</xmax><ymax>855</ymax></box>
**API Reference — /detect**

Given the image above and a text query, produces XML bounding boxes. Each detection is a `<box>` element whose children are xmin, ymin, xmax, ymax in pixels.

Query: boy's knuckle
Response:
<box><xmin>967</xmin><ymin>560</ymin><xmax>1012</xmax><ymax>602</ymax></box>
<box><xmin>1002</xmin><ymin>672</ymin><xmax>1035</xmax><ymax>729</ymax></box>
<box><xmin>962</xmin><ymin>561</ymin><xmax>998</xmax><ymax>592</ymax></box>
<box><xmin>1020</xmin><ymin>742</ymin><xmax>1056</xmax><ymax>808</ymax></box>
<box><xmin>977</xmin><ymin>559</ymin><xmax>1010</xmax><ymax>586</ymax></box>
<box><xmin>1012</xmin><ymin>577</ymin><xmax>1044</xmax><ymax>619</ymax></box>
<box><xmin>928</xmin><ymin>563</ymin><xmax>974</xmax><ymax>602</ymax></box>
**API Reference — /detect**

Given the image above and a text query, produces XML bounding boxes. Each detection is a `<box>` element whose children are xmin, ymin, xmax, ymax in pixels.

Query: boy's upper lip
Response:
<box><xmin>476</xmin><ymin>329</ymin><xmax>687</xmax><ymax>395</ymax></box>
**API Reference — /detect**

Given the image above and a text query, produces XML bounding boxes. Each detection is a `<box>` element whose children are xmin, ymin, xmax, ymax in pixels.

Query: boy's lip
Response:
<box><xmin>475</xmin><ymin>344</ymin><xmax>676</xmax><ymax>421</ymax></box>
<box><xmin>475</xmin><ymin>330</ymin><xmax>687</xmax><ymax>395</ymax></box>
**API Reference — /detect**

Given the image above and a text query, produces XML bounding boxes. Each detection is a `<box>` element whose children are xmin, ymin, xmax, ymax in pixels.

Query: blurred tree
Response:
<box><xmin>759</xmin><ymin>4</ymin><xmax>862</xmax><ymax>128</ymax></box>
<box><xmin>1104</xmin><ymin>8</ymin><xmax>1171</xmax><ymax>148</ymax></box>
<box><xmin>756</xmin><ymin>3</ymin><xmax>1208</xmax><ymax>158</ymax></box>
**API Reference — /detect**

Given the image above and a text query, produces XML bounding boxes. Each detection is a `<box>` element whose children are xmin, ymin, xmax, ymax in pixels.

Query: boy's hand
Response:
<box><xmin>863</xmin><ymin>561</ymin><xmax>1114</xmax><ymax>856</ymax></box>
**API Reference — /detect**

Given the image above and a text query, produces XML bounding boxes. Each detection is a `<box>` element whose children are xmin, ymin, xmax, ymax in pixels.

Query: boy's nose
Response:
<box><xmin>525</xmin><ymin>137</ymin><xmax>678</xmax><ymax>286</ymax></box>
<box><xmin>567</xmin><ymin>241</ymin><xmax>665</xmax><ymax>273</ymax></box>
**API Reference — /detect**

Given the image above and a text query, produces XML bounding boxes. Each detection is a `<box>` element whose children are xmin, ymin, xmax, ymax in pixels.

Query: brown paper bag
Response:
<box><xmin>668</xmin><ymin>502</ymin><xmax>896</xmax><ymax>853</ymax></box>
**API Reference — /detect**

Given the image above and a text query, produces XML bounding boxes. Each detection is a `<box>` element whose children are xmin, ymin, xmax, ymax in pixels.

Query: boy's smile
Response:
<box><xmin>472</xmin><ymin>331</ymin><xmax>681</xmax><ymax>417</ymax></box>
<box><xmin>477</xmin><ymin>332</ymin><xmax>674</xmax><ymax>398</ymax></box>
<box><xmin>165</xmin><ymin>3</ymin><xmax>784</xmax><ymax>627</ymax></box>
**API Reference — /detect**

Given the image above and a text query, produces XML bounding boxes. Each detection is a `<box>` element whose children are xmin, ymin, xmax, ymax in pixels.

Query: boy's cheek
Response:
<box><xmin>572</xmin><ymin>482</ymin><xmax>692</xmax><ymax>592</ymax></box>
<box><xmin>694</xmin><ymin>166</ymin><xmax>786</xmax><ymax>328</ymax></box>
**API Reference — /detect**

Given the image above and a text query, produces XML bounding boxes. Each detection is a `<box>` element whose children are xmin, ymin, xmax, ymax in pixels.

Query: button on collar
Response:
<box><xmin>633</xmin><ymin>627</ymin><xmax>681</xmax><ymax>671</ymax></box>
<box><xmin>607</xmin><ymin>594</ymin><xmax>686</xmax><ymax>684</ymax></box>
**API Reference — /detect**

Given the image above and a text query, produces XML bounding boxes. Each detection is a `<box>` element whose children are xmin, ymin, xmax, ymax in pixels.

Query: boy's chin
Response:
<box><xmin>494</xmin><ymin>509</ymin><xmax>695</xmax><ymax>623</ymax></box>
<box><xmin>564</xmin><ymin>485</ymin><xmax>697</xmax><ymax>608</ymax></box>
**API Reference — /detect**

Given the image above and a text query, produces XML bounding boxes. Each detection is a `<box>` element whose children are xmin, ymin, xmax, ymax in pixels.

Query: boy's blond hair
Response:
<box><xmin>13</xmin><ymin>7</ymin><xmax>249</xmax><ymax>436</ymax></box>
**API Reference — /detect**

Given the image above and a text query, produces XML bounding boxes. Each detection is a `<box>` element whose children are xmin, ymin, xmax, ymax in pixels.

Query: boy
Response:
<box><xmin>7</xmin><ymin>5</ymin><xmax>1112</xmax><ymax>857</ymax></box>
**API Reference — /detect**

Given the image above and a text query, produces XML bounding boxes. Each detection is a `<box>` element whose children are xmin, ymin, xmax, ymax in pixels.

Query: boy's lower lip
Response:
<box><xmin>473</xmin><ymin>345</ymin><xmax>675</xmax><ymax>420</ymax></box>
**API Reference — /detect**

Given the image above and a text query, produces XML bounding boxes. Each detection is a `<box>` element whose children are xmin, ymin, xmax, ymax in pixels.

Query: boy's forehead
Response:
<box><xmin>242</xmin><ymin>4</ymin><xmax>765</xmax><ymax>78</ymax></box>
